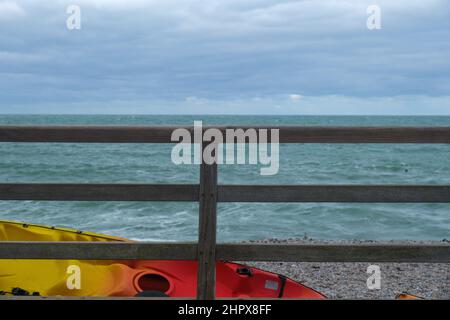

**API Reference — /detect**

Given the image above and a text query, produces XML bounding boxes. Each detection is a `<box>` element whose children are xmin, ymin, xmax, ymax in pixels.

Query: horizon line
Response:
<box><xmin>1</xmin><ymin>113</ymin><xmax>450</xmax><ymax>117</ymax></box>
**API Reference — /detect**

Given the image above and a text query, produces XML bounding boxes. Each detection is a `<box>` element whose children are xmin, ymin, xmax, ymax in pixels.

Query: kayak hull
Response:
<box><xmin>0</xmin><ymin>220</ymin><xmax>324</xmax><ymax>299</ymax></box>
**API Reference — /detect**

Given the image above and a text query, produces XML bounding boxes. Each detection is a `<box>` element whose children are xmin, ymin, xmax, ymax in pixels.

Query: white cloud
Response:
<box><xmin>185</xmin><ymin>96</ymin><xmax>208</xmax><ymax>104</ymax></box>
<box><xmin>0</xmin><ymin>1</ymin><xmax>25</xmax><ymax>19</ymax></box>
<box><xmin>289</xmin><ymin>94</ymin><xmax>303</xmax><ymax>102</ymax></box>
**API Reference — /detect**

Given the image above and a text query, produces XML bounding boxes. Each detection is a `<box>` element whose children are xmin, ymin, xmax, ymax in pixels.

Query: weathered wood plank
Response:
<box><xmin>0</xmin><ymin>184</ymin><xmax>198</xmax><ymax>201</ymax></box>
<box><xmin>218</xmin><ymin>185</ymin><xmax>450</xmax><ymax>203</ymax></box>
<box><xmin>0</xmin><ymin>126</ymin><xmax>183</xmax><ymax>143</ymax></box>
<box><xmin>197</xmin><ymin>144</ymin><xmax>218</xmax><ymax>300</ymax></box>
<box><xmin>1</xmin><ymin>126</ymin><xmax>449</xmax><ymax>143</ymax></box>
<box><xmin>216</xmin><ymin>244</ymin><xmax>450</xmax><ymax>263</ymax></box>
<box><xmin>274</xmin><ymin>126</ymin><xmax>450</xmax><ymax>143</ymax></box>
<box><xmin>0</xmin><ymin>242</ymin><xmax>448</xmax><ymax>263</ymax></box>
<box><xmin>4</xmin><ymin>184</ymin><xmax>448</xmax><ymax>203</ymax></box>
<box><xmin>0</xmin><ymin>242</ymin><xmax>197</xmax><ymax>260</ymax></box>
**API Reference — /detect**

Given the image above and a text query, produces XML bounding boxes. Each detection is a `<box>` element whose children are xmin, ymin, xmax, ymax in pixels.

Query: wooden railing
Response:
<box><xmin>0</xmin><ymin>125</ymin><xmax>450</xmax><ymax>300</ymax></box>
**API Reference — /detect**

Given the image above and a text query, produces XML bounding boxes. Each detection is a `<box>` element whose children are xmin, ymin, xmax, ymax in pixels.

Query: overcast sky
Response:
<box><xmin>1</xmin><ymin>0</ymin><xmax>449</xmax><ymax>114</ymax></box>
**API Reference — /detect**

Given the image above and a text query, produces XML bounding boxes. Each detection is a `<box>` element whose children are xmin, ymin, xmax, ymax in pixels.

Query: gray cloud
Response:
<box><xmin>0</xmin><ymin>0</ymin><xmax>449</xmax><ymax>114</ymax></box>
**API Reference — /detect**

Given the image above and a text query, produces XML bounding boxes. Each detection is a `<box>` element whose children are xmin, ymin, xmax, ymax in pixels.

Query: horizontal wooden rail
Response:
<box><xmin>2</xmin><ymin>184</ymin><xmax>450</xmax><ymax>203</ymax></box>
<box><xmin>0</xmin><ymin>242</ymin><xmax>448</xmax><ymax>263</ymax></box>
<box><xmin>218</xmin><ymin>185</ymin><xmax>450</xmax><ymax>203</ymax></box>
<box><xmin>1</xmin><ymin>126</ymin><xmax>450</xmax><ymax>143</ymax></box>
<box><xmin>0</xmin><ymin>242</ymin><xmax>198</xmax><ymax>260</ymax></box>
<box><xmin>217</xmin><ymin>244</ymin><xmax>450</xmax><ymax>263</ymax></box>
<box><xmin>0</xmin><ymin>184</ymin><xmax>198</xmax><ymax>201</ymax></box>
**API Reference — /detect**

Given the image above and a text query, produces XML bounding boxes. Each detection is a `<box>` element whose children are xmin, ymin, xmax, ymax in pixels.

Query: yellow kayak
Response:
<box><xmin>0</xmin><ymin>220</ymin><xmax>139</xmax><ymax>297</ymax></box>
<box><xmin>0</xmin><ymin>220</ymin><xmax>127</xmax><ymax>242</ymax></box>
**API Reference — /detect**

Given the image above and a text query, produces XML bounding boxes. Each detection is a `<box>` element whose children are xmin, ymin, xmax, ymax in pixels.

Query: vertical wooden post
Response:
<box><xmin>197</xmin><ymin>141</ymin><xmax>218</xmax><ymax>300</ymax></box>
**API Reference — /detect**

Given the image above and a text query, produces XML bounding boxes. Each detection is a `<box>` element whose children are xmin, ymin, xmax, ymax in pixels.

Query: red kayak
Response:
<box><xmin>131</xmin><ymin>260</ymin><xmax>325</xmax><ymax>298</ymax></box>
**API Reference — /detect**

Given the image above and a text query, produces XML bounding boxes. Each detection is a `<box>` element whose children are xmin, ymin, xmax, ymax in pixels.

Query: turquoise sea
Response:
<box><xmin>0</xmin><ymin>115</ymin><xmax>449</xmax><ymax>242</ymax></box>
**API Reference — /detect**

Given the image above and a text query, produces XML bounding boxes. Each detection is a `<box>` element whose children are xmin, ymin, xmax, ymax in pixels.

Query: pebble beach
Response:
<box><xmin>245</xmin><ymin>239</ymin><xmax>450</xmax><ymax>299</ymax></box>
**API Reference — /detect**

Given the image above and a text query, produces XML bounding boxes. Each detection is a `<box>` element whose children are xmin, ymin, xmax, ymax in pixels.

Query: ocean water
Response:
<box><xmin>0</xmin><ymin>115</ymin><xmax>449</xmax><ymax>242</ymax></box>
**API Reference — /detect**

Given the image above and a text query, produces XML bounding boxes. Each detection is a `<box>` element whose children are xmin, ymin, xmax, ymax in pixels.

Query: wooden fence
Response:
<box><xmin>0</xmin><ymin>125</ymin><xmax>449</xmax><ymax>300</ymax></box>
